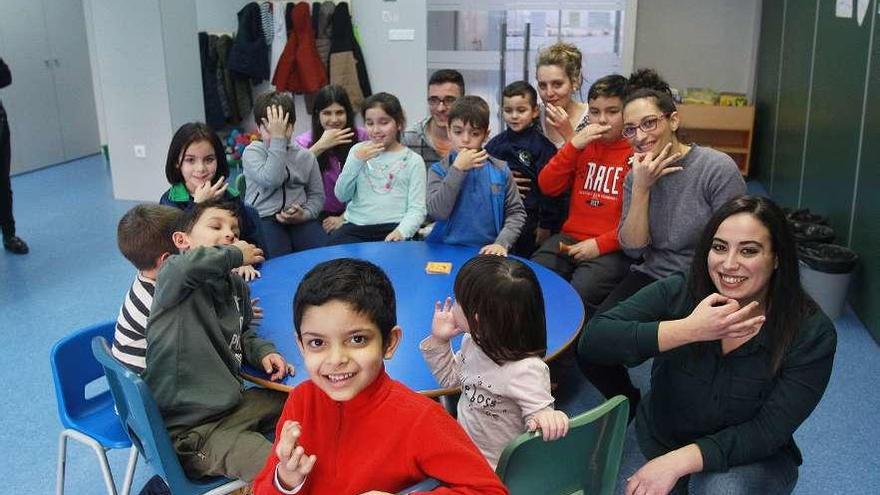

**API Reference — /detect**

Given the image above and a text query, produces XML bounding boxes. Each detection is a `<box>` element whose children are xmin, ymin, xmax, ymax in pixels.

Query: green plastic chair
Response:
<box><xmin>495</xmin><ymin>395</ymin><xmax>629</xmax><ymax>495</ymax></box>
<box><xmin>234</xmin><ymin>174</ymin><xmax>246</xmax><ymax>197</ymax></box>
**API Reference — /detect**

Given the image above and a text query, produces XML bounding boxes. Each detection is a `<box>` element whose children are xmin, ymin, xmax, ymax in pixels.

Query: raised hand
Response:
<box><xmin>313</xmin><ymin>127</ymin><xmax>355</xmax><ymax>155</ymax></box>
<box><xmin>275</xmin><ymin>421</ymin><xmax>317</xmax><ymax>490</ymax></box>
<box><xmin>571</xmin><ymin>123</ymin><xmax>613</xmax><ymax>150</ymax></box>
<box><xmin>355</xmin><ymin>141</ymin><xmax>385</xmax><ymax>161</ymax></box>
<box><xmin>262</xmin><ymin>104</ymin><xmax>290</xmax><ymax>139</ymax></box>
<box><xmin>545</xmin><ymin>103</ymin><xmax>574</xmax><ymax>142</ymax></box>
<box><xmin>192</xmin><ymin>176</ymin><xmax>228</xmax><ymax>203</ymax></box>
<box><xmin>630</xmin><ymin>142</ymin><xmax>683</xmax><ymax>191</ymax></box>
<box><xmin>232</xmin><ymin>239</ymin><xmax>265</xmax><ymax>267</ymax></box>
<box><xmin>451</xmin><ymin>148</ymin><xmax>489</xmax><ymax>172</ymax></box>
<box><xmin>431</xmin><ymin>297</ymin><xmax>463</xmax><ymax>342</ymax></box>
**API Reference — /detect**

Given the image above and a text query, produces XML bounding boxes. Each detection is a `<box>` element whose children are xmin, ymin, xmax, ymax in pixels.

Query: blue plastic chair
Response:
<box><xmin>495</xmin><ymin>396</ymin><xmax>629</xmax><ymax>495</ymax></box>
<box><xmin>91</xmin><ymin>336</ymin><xmax>247</xmax><ymax>495</ymax></box>
<box><xmin>51</xmin><ymin>321</ymin><xmax>138</xmax><ymax>495</ymax></box>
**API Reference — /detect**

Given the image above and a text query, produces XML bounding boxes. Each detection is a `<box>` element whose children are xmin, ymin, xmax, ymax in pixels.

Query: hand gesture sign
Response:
<box><xmin>192</xmin><ymin>176</ymin><xmax>228</xmax><ymax>203</ymax></box>
<box><xmin>355</xmin><ymin>141</ymin><xmax>385</xmax><ymax>162</ymax></box>
<box><xmin>545</xmin><ymin>103</ymin><xmax>574</xmax><ymax>141</ymax></box>
<box><xmin>262</xmin><ymin>105</ymin><xmax>290</xmax><ymax>140</ymax></box>
<box><xmin>314</xmin><ymin>127</ymin><xmax>355</xmax><ymax>154</ymax></box>
<box><xmin>630</xmin><ymin>142</ymin><xmax>683</xmax><ymax>192</ymax></box>
<box><xmin>571</xmin><ymin>123</ymin><xmax>613</xmax><ymax>150</ymax></box>
<box><xmin>686</xmin><ymin>293</ymin><xmax>765</xmax><ymax>342</ymax></box>
<box><xmin>431</xmin><ymin>297</ymin><xmax>464</xmax><ymax>343</ymax></box>
<box><xmin>451</xmin><ymin>148</ymin><xmax>489</xmax><ymax>172</ymax></box>
<box><xmin>275</xmin><ymin>421</ymin><xmax>317</xmax><ymax>491</ymax></box>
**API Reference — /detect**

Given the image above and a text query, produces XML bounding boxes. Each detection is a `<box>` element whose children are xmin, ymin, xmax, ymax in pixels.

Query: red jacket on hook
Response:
<box><xmin>273</xmin><ymin>2</ymin><xmax>327</xmax><ymax>93</ymax></box>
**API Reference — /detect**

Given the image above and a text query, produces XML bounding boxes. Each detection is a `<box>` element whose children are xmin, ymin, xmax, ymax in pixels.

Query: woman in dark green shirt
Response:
<box><xmin>581</xmin><ymin>195</ymin><xmax>836</xmax><ymax>495</ymax></box>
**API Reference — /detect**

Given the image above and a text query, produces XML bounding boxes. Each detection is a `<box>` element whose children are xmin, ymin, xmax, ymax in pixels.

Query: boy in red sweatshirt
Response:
<box><xmin>253</xmin><ymin>259</ymin><xmax>508</xmax><ymax>495</ymax></box>
<box><xmin>534</xmin><ymin>74</ymin><xmax>634</xmax><ymax>313</ymax></box>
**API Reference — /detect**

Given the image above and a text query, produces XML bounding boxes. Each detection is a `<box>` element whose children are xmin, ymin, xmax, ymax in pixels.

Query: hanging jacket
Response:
<box><xmin>328</xmin><ymin>2</ymin><xmax>371</xmax><ymax>110</ymax></box>
<box><xmin>273</xmin><ymin>2</ymin><xmax>328</xmax><ymax>93</ymax></box>
<box><xmin>315</xmin><ymin>1</ymin><xmax>335</xmax><ymax>69</ymax></box>
<box><xmin>199</xmin><ymin>32</ymin><xmax>225</xmax><ymax>129</ymax></box>
<box><xmin>217</xmin><ymin>34</ymin><xmax>249</xmax><ymax>123</ymax></box>
<box><xmin>228</xmin><ymin>2</ymin><xmax>270</xmax><ymax>83</ymax></box>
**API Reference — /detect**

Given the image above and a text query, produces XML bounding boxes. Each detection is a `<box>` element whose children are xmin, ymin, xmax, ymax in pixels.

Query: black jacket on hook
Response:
<box><xmin>328</xmin><ymin>2</ymin><xmax>372</xmax><ymax>110</ymax></box>
<box><xmin>228</xmin><ymin>2</ymin><xmax>270</xmax><ymax>83</ymax></box>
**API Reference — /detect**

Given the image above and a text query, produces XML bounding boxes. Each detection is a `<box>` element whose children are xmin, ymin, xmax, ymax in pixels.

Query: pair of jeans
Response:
<box><xmin>669</xmin><ymin>450</ymin><xmax>799</xmax><ymax>494</ymax></box>
<box><xmin>259</xmin><ymin>217</ymin><xmax>328</xmax><ymax>258</ymax></box>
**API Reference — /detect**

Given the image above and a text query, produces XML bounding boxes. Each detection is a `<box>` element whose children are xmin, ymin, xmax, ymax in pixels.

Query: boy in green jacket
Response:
<box><xmin>143</xmin><ymin>199</ymin><xmax>292</xmax><ymax>482</ymax></box>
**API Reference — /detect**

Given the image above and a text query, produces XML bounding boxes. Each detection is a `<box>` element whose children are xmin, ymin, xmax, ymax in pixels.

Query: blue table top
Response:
<box><xmin>243</xmin><ymin>241</ymin><xmax>584</xmax><ymax>396</ymax></box>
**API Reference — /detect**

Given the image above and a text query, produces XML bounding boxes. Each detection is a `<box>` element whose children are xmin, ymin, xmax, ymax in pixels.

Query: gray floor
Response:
<box><xmin>2</xmin><ymin>154</ymin><xmax>878</xmax><ymax>494</ymax></box>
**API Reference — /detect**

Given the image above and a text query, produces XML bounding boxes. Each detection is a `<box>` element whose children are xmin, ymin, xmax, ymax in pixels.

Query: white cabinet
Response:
<box><xmin>0</xmin><ymin>0</ymin><xmax>99</xmax><ymax>174</ymax></box>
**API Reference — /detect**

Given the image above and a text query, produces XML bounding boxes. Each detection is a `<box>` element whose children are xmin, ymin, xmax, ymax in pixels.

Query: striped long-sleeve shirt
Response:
<box><xmin>111</xmin><ymin>273</ymin><xmax>155</xmax><ymax>374</ymax></box>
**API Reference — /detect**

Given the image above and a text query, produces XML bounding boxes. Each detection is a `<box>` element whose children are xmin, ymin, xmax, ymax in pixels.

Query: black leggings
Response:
<box><xmin>0</xmin><ymin>102</ymin><xmax>14</xmax><ymax>238</ymax></box>
<box><xmin>576</xmin><ymin>270</ymin><xmax>657</xmax><ymax>418</ymax></box>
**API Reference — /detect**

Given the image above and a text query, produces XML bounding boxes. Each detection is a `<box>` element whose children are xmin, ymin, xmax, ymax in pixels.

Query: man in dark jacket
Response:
<box><xmin>0</xmin><ymin>57</ymin><xmax>28</xmax><ymax>254</ymax></box>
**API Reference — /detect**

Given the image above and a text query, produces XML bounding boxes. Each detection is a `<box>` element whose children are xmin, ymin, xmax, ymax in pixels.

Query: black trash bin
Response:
<box><xmin>798</xmin><ymin>242</ymin><xmax>859</xmax><ymax>319</ymax></box>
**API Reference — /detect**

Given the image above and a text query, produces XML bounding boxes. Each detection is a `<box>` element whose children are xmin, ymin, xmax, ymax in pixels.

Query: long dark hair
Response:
<box><xmin>310</xmin><ymin>84</ymin><xmax>359</xmax><ymax>173</ymax></box>
<box><xmin>164</xmin><ymin>122</ymin><xmax>229</xmax><ymax>185</ymax></box>
<box><xmin>454</xmin><ymin>256</ymin><xmax>547</xmax><ymax>365</ymax></box>
<box><xmin>688</xmin><ymin>195</ymin><xmax>816</xmax><ymax>373</ymax></box>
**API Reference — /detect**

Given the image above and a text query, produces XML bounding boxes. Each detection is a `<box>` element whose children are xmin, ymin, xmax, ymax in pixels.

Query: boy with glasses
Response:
<box><xmin>402</xmin><ymin>69</ymin><xmax>465</xmax><ymax>165</ymax></box>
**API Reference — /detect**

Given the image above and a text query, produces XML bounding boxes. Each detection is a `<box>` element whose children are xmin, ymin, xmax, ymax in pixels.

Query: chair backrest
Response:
<box><xmin>495</xmin><ymin>396</ymin><xmax>629</xmax><ymax>495</ymax></box>
<box><xmin>235</xmin><ymin>173</ymin><xmax>246</xmax><ymax>197</ymax></box>
<box><xmin>91</xmin><ymin>336</ymin><xmax>235</xmax><ymax>495</ymax></box>
<box><xmin>50</xmin><ymin>321</ymin><xmax>127</xmax><ymax>444</ymax></box>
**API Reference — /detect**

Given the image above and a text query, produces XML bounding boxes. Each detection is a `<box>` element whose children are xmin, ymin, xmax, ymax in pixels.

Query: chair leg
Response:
<box><xmin>87</xmin><ymin>441</ymin><xmax>119</xmax><ymax>495</ymax></box>
<box><xmin>56</xmin><ymin>431</ymin><xmax>68</xmax><ymax>495</ymax></box>
<box><xmin>120</xmin><ymin>448</ymin><xmax>139</xmax><ymax>495</ymax></box>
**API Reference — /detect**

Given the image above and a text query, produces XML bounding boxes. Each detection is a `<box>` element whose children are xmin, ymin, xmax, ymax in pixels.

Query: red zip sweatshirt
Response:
<box><xmin>537</xmin><ymin>138</ymin><xmax>632</xmax><ymax>254</ymax></box>
<box><xmin>253</xmin><ymin>369</ymin><xmax>508</xmax><ymax>495</ymax></box>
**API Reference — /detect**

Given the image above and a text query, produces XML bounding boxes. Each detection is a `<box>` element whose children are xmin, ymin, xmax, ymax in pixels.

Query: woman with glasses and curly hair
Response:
<box><xmin>577</xmin><ymin>69</ymin><xmax>746</xmax><ymax>418</ymax></box>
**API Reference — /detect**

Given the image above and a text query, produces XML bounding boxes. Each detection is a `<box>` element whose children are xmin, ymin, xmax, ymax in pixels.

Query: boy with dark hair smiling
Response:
<box><xmin>253</xmin><ymin>258</ymin><xmax>507</xmax><ymax>494</ymax></box>
<box><xmin>143</xmin><ymin>199</ymin><xmax>292</xmax><ymax>483</ymax></box>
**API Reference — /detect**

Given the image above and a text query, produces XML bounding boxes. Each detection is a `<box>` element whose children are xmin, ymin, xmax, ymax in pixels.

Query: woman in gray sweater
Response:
<box><xmin>577</xmin><ymin>69</ymin><xmax>747</xmax><ymax>417</ymax></box>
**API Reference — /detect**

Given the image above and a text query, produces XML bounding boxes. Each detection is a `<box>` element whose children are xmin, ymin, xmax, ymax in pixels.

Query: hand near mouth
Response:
<box><xmin>192</xmin><ymin>176</ymin><xmax>228</xmax><ymax>203</ymax></box>
<box><xmin>355</xmin><ymin>141</ymin><xmax>385</xmax><ymax>161</ymax></box>
<box><xmin>631</xmin><ymin>143</ymin><xmax>683</xmax><ymax>191</ymax></box>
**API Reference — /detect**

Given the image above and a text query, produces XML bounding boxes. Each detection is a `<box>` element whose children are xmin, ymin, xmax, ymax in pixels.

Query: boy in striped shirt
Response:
<box><xmin>112</xmin><ymin>204</ymin><xmax>182</xmax><ymax>373</ymax></box>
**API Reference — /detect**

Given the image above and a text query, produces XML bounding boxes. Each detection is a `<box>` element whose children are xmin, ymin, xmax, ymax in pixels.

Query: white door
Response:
<box><xmin>0</xmin><ymin>0</ymin><xmax>66</xmax><ymax>173</ymax></box>
<box><xmin>43</xmin><ymin>0</ymin><xmax>100</xmax><ymax>161</ymax></box>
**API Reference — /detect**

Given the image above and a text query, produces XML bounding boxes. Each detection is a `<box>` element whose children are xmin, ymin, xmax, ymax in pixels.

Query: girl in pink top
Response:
<box><xmin>295</xmin><ymin>84</ymin><xmax>368</xmax><ymax>233</ymax></box>
<box><xmin>420</xmin><ymin>255</ymin><xmax>570</xmax><ymax>468</ymax></box>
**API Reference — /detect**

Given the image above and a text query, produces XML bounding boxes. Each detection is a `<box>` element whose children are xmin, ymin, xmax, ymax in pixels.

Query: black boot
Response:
<box><xmin>3</xmin><ymin>234</ymin><xmax>28</xmax><ymax>254</ymax></box>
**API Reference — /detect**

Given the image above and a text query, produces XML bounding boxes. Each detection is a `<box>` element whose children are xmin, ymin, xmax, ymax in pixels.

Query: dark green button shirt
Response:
<box><xmin>580</xmin><ymin>273</ymin><xmax>836</xmax><ymax>472</ymax></box>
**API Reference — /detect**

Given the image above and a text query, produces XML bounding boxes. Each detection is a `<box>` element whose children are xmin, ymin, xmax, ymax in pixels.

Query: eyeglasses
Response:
<box><xmin>428</xmin><ymin>96</ymin><xmax>458</xmax><ymax>108</ymax></box>
<box><xmin>621</xmin><ymin>114</ymin><xmax>669</xmax><ymax>139</ymax></box>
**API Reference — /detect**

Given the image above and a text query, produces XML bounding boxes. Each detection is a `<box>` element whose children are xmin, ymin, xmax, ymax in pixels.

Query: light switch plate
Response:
<box><xmin>388</xmin><ymin>29</ymin><xmax>415</xmax><ymax>41</ymax></box>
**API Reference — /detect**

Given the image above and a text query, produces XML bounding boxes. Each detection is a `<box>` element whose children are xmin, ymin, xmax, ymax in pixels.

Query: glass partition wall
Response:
<box><xmin>427</xmin><ymin>0</ymin><xmax>637</xmax><ymax>132</ymax></box>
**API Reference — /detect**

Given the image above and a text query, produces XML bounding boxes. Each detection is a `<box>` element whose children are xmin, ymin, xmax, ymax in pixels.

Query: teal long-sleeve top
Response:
<box><xmin>579</xmin><ymin>273</ymin><xmax>836</xmax><ymax>472</ymax></box>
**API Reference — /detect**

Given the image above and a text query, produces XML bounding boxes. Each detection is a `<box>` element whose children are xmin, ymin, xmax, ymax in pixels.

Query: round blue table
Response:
<box><xmin>242</xmin><ymin>241</ymin><xmax>584</xmax><ymax>397</ymax></box>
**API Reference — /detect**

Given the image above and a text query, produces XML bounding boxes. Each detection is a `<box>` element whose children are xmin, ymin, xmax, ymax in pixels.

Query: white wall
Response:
<box><xmin>89</xmin><ymin>0</ymin><xmax>204</xmax><ymax>201</ymax></box>
<box><xmin>633</xmin><ymin>0</ymin><xmax>761</xmax><ymax>99</ymax></box>
<box><xmin>353</xmin><ymin>0</ymin><xmax>429</xmax><ymax>128</ymax></box>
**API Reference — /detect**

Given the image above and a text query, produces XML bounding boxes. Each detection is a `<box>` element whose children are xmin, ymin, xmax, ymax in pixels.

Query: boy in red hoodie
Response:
<box><xmin>534</xmin><ymin>74</ymin><xmax>633</xmax><ymax>313</ymax></box>
<box><xmin>253</xmin><ymin>259</ymin><xmax>507</xmax><ymax>495</ymax></box>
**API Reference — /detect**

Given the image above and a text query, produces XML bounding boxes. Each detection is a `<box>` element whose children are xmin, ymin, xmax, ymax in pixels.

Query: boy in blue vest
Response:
<box><xmin>426</xmin><ymin>95</ymin><xmax>526</xmax><ymax>256</ymax></box>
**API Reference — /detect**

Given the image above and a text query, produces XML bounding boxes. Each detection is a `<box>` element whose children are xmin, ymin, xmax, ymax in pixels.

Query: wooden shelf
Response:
<box><xmin>677</xmin><ymin>104</ymin><xmax>755</xmax><ymax>176</ymax></box>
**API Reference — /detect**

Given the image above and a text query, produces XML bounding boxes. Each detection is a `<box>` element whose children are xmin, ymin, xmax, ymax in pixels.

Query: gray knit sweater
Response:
<box><xmin>619</xmin><ymin>145</ymin><xmax>746</xmax><ymax>280</ymax></box>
